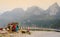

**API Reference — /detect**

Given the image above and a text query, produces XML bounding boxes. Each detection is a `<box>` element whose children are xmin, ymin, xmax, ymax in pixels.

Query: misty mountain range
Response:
<box><xmin>0</xmin><ymin>3</ymin><xmax>60</xmax><ymax>28</ymax></box>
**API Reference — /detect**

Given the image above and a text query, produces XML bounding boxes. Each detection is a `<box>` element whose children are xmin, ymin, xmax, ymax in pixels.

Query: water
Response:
<box><xmin>11</xmin><ymin>31</ymin><xmax>60</xmax><ymax>37</ymax></box>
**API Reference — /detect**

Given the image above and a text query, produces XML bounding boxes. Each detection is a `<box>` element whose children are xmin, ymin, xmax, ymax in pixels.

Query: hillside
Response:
<box><xmin>0</xmin><ymin>3</ymin><xmax>60</xmax><ymax>29</ymax></box>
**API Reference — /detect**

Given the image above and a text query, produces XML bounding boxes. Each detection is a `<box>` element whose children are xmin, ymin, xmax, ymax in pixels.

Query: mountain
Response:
<box><xmin>0</xmin><ymin>8</ymin><xmax>25</xmax><ymax>28</ymax></box>
<box><xmin>22</xmin><ymin>3</ymin><xmax>60</xmax><ymax>28</ymax></box>
<box><xmin>44</xmin><ymin>3</ymin><xmax>60</xmax><ymax>20</ymax></box>
<box><xmin>0</xmin><ymin>3</ymin><xmax>60</xmax><ymax>28</ymax></box>
<box><xmin>24</xmin><ymin>6</ymin><xmax>45</xmax><ymax>20</ymax></box>
<box><xmin>23</xmin><ymin>3</ymin><xmax>60</xmax><ymax>22</ymax></box>
<box><xmin>47</xmin><ymin>3</ymin><xmax>60</xmax><ymax>19</ymax></box>
<box><xmin>46</xmin><ymin>3</ymin><xmax>60</xmax><ymax>15</ymax></box>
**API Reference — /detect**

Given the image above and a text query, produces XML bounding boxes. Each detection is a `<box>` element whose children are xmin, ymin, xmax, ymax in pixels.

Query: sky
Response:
<box><xmin>0</xmin><ymin>0</ymin><xmax>60</xmax><ymax>13</ymax></box>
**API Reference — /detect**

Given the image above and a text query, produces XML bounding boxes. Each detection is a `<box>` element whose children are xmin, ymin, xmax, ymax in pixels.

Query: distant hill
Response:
<box><xmin>0</xmin><ymin>3</ymin><xmax>60</xmax><ymax>29</ymax></box>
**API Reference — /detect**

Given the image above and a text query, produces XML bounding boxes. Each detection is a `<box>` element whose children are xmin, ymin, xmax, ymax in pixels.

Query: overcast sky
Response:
<box><xmin>0</xmin><ymin>0</ymin><xmax>60</xmax><ymax>13</ymax></box>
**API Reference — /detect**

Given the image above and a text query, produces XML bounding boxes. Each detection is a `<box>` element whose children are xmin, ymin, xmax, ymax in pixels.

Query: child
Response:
<box><xmin>16</xmin><ymin>25</ymin><xmax>19</xmax><ymax>32</ymax></box>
